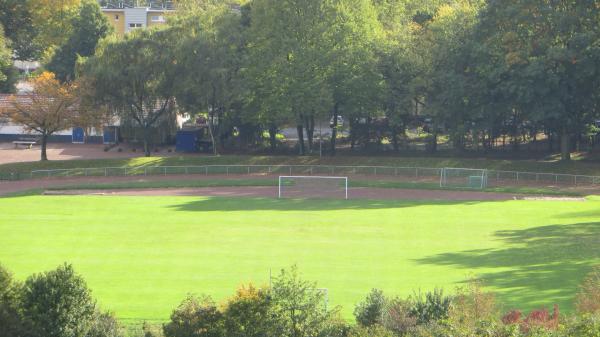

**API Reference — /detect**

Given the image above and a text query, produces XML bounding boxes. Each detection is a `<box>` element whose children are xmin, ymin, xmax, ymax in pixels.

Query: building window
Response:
<box><xmin>129</xmin><ymin>23</ymin><xmax>142</xmax><ymax>28</ymax></box>
<box><xmin>151</xmin><ymin>15</ymin><xmax>165</xmax><ymax>22</ymax></box>
<box><xmin>115</xmin><ymin>14</ymin><xmax>119</xmax><ymax>20</ymax></box>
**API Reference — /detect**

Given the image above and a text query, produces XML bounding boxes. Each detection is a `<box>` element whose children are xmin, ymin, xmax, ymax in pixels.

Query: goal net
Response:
<box><xmin>278</xmin><ymin>176</ymin><xmax>348</xmax><ymax>199</ymax></box>
<box><xmin>440</xmin><ymin>168</ymin><xmax>488</xmax><ymax>189</ymax></box>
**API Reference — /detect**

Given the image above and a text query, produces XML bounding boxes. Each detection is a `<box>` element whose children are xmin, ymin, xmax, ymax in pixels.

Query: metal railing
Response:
<box><xmin>18</xmin><ymin>164</ymin><xmax>600</xmax><ymax>188</ymax></box>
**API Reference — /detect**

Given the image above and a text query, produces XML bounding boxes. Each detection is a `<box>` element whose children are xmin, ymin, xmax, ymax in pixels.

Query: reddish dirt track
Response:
<box><xmin>0</xmin><ymin>174</ymin><xmax>586</xmax><ymax>201</ymax></box>
<box><xmin>0</xmin><ymin>173</ymin><xmax>529</xmax><ymax>200</ymax></box>
<box><xmin>42</xmin><ymin>186</ymin><xmax>524</xmax><ymax>201</ymax></box>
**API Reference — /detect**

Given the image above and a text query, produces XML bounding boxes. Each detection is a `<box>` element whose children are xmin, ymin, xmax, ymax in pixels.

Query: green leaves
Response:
<box><xmin>21</xmin><ymin>263</ymin><xmax>96</xmax><ymax>337</ymax></box>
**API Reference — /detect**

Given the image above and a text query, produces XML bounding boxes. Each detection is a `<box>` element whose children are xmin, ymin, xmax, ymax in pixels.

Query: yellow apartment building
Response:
<box><xmin>101</xmin><ymin>3</ymin><xmax>174</xmax><ymax>37</ymax></box>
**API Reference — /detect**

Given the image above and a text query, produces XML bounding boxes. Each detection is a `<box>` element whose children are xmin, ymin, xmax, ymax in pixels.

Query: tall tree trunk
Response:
<box><xmin>330</xmin><ymin>103</ymin><xmax>339</xmax><ymax>156</ymax></box>
<box><xmin>268</xmin><ymin>125</ymin><xmax>277</xmax><ymax>152</ymax></box>
<box><xmin>40</xmin><ymin>133</ymin><xmax>48</xmax><ymax>161</ymax></box>
<box><xmin>305</xmin><ymin>114</ymin><xmax>314</xmax><ymax>153</ymax></box>
<box><xmin>296</xmin><ymin>124</ymin><xmax>305</xmax><ymax>155</ymax></box>
<box><xmin>560</xmin><ymin>127</ymin><xmax>571</xmax><ymax>161</ymax></box>
<box><xmin>142</xmin><ymin>126</ymin><xmax>151</xmax><ymax>157</ymax></box>
<box><xmin>430</xmin><ymin>132</ymin><xmax>438</xmax><ymax>153</ymax></box>
<box><xmin>207</xmin><ymin>115</ymin><xmax>217</xmax><ymax>156</ymax></box>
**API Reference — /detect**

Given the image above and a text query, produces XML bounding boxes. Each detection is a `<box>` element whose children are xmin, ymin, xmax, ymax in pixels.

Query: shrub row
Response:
<box><xmin>3</xmin><ymin>264</ymin><xmax>600</xmax><ymax>337</ymax></box>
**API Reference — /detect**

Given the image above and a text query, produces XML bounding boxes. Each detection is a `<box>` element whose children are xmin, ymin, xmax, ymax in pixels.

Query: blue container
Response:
<box><xmin>176</xmin><ymin>129</ymin><xmax>202</xmax><ymax>152</ymax></box>
<box><xmin>103</xmin><ymin>126</ymin><xmax>118</xmax><ymax>144</ymax></box>
<box><xmin>72</xmin><ymin>127</ymin><xmax>85</xmax><ymax>143</ymax></box>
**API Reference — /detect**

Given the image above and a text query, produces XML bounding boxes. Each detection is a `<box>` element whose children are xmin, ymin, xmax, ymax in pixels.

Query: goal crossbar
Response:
<box><xmin>278</xmin><ymin>176</ymin><xmax>348</xmax><ymax>199</ymax></box>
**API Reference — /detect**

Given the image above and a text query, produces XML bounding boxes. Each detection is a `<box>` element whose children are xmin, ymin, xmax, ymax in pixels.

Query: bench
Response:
<box><xmin>13</xmin><ymin>140</ymin><xmax>37</xmax><ymax>149</ymax></box>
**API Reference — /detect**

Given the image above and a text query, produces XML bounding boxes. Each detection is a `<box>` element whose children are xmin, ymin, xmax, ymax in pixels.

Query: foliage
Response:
<box><xmin>21</xmin><ymin>263</ymin><xmax>96</xmax><ymax>337</ymax></box>
<box><xmin>21</xmin><ymin>0</ymin><xmax>599</xmax><ymax>159</ymax></box>
<box><xmin>2</xmin><ymin>72</ymin><xmax>78</xmax><ymax>160</ymax></box>
<box><xmin>563</xmin><ymin>314</ymin><xmax>600</xmax><ymax>337</ymax></box>
<box><xmin>347</xmin><ymin>324</ymin><xmax>394</xmax><ymax>337</ymax></box>
<box><xmin>84</xmin><ymin>29</ymin><xmax>178</xmax><ymax>156</ymax></box>
<box><xmin>163</xmin><ymin>295</ymin><xmax>226</xmax><ymax>337</ymax></box>
<box><xmin>46</xmin><ymin>0</ymin><xmax>112</xmax><ymax>82</ymax></box>
<box><xmin>169</xmin><ymin>3</ymin><xmax>246</xmax><ymax>154</ymax></box>
<box><xmin>222</xmin><ymin>284</ymin><xmax>275</xmax><ymax>337</ymax></box>
<box><xmin>0</xmin><ymin>263</ymin><xmax>25</xmax><ymax>337</ymax></box>
<box><xmin>0</xmin><ymin>0</ymin><xmax>41</xmax><ymax>60</ymax></box>
<box><xmin>87</xmin><ymin>311</ymin><xmax>124</xmax><ymax>337</ymax></box>
<box><xmin>355</xmin><ymin>288</ymin><xmax>387</xmax><ymax>327</ymax></box>
<box><xmin>381</xmin><ymin>297</ymin><xmax>418</xmax><ymax>336</ymax></box>
<box><xmin>409</xmin><ymin>288</ymin><xmax>452</xmax><ymax>324</ymax></box>
<box><xmin>502</xmin><ymin>306</ymin><xmax>560</xmax><ymax>334</ymax></box>
<box><xmin>575</xmin><ymin>266</ymin><xmax>600</xmax><ymax>314</ymax></box>
<box><xmin>270</xmin><ymin>265</ymin><xmax>336</xmax><ymax>337</ymax></box>
<box><xmin>448</xmin><ymin>278</ymin><xmax>498</xmax><ymax>333</ymax></box>
<box><xmin>29</xmin><ymin>0</ymin><xmax>82</xmax><ymax>58</ymax></box>
<box><xmin>0</xmin><ymin>25</ymin><xmax>17</xmax><ymax>93</ymax></box>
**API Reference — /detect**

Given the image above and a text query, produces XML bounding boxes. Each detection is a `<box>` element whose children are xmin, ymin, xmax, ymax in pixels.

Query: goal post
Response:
<box><xmin>440</xmin><ymin>168</ymin><xmax>488</xmax><ymax>189</ymax></box>
<box><xmin>278</xmin><ymin>176</ymin><xmax>348</xmax><ymax>199</ymax></box>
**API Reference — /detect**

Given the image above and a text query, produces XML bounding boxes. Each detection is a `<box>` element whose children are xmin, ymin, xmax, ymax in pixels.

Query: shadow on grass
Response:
<box><xmin>168</xmin><ymin>196</ymin><xmax>484</xmax><ymax>212</ymax></box>
<box><xmin>416</xmin><ymin>222</ymin><xmax>600</xmax><ymax>312</ymax></box>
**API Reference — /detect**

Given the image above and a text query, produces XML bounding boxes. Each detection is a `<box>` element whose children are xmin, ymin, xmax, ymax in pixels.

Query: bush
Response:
<box><xmin>563</xmin><ymin>313</ymin><xmax>600</xmax><ymax>337</ymax></box>
<box><xmin>0</xmin><ymin>264</ymin><xmax>26</xmax><ymax>337</ymax></box>
<box><xmin>270</xmin><ymin>266</ymin><xmax>335</xmax><ymax>337</ymax></box>
<box><xmin>141</xmin><ymin>322</ymin><xmax>164</xmax><ymax>337</ymax></box>
<box><xmin>348</xmin><ymin>325</ymin><xmax>395</xmax><ymax>337</ymax></box>
<box><xmin>163</xmin><ymin>295</ymin><xmax>225</xmax><ymax>337</ymax></box>
<box><xmin>87</xmin><ymin>311</ymin><xmax>123</xmax><ymax>337</ymax></box>
<box><xmin>501</xmin><ymin>306</ymin><xmax>560</xmax><ymax>335</ymax></box>
<box><xmin>576</xmin><ymin>266</ymin><xmax>600</xmax><ymax>314</ymax></box>
<box><xmin>223</xmin><ymin>284</ymin><xmax>275</xmax><ymax>337</ymax></box>
<box><xmin>409</xmin><ymin>288</ymin><xmax>452</xmax><ymax>325</ymax></box>
<box><xmin>381</xmin><ymin>297</ymin><xmax>418</xmax><ymax>336</ymax></box>
<box><xmin>21</xmin><ymin>263</ymin><xmax>96</xmax><ymax>337</ymax></box>
<box><xmin>354</xmin><ymin>289</ymin><xmax>387</xmax><ymax>327</ymax></box>
<box><xmin>448</xmin><ymin>278</ymin><xmax>497</xmax><ymax>333</ymax></box>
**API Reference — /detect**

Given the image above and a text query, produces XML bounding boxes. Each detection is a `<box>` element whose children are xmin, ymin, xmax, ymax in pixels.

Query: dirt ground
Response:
<box><xmin>0</xmin><ymin>142</ymin><xmax>182</xmax><ymax>164</ymax></box>
<box><xmin>42</xmin><ymin>186</ymin><xmax>529</xmax><ymax>201</ymax></box>
<box><xmin>0</xmin><ymin>170</ymin><xmax>596</xmax><ymax>201</ymax></box>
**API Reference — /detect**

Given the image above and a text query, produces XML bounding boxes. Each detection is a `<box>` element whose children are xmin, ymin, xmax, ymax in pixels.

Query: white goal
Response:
<box><xmin>278</xmin><ymin>176</ymin><xmax>348</xmax><ymax>199</ymax></box>
<box><xmin>440</xmin><ymin>168</ymin><xmax>488</xmax><ymax>189</ymax></box>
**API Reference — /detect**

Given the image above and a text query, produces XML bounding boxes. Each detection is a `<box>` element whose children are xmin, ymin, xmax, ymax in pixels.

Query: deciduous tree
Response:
<box><xmin>3</xmin><ymin>72</ymin><xmax>78</xmax><ymax>161</ymax></box>
<box><xmin>84</xmin><ymin>29</ymin><xmax>178</xmax><ymax>156</ymax></box>
<box><xmin>47</xmin><ymin>0</ymin><xmax>113</xmax><ymax>82</ymax></box>
<box><xmin>21</xmin><ymin>263</ymin><xmax>96</xmax><ymax>337</ymax></box>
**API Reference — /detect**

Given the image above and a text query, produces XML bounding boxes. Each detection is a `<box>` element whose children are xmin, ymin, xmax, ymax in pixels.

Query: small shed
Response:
<box><xmin>176</xmin><ymin>128</ymin><xmax>203</xmax><ymax>153</ymax></box>
<box><xmin>103</xmin><ymin>126</ymin><xmax>119</xmax><ymax>144</ymax></box>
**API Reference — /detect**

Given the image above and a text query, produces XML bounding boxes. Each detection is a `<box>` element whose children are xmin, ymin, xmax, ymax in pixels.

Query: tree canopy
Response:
<box><xmin>75</xmin><ymin>0</ymin><xmax>600</xmax><ymax>160</ymax></box>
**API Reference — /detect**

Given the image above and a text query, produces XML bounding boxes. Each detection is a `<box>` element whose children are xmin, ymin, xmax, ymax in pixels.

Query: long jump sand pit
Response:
<box><xmin>43</xmin><ymin>186</ymin><xmax>530</xmax><ymax>201</ymax></box>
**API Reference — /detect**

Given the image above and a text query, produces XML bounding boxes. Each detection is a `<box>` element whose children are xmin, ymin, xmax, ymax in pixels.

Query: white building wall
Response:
<box><xmin>124</xmin><ymin>8</ymin><xmax>147</xmax><ymax>32</ymax></box>
<box><xmin>0</xmin><ymin>125</ymin><xmax>72</xmax><ymax>136</ymax></box>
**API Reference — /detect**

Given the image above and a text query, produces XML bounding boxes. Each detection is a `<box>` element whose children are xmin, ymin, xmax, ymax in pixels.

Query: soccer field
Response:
<box><xmin>1</xmin><ymin>195</ymin><xmax>599</xmax><ymax>323</ymax></box>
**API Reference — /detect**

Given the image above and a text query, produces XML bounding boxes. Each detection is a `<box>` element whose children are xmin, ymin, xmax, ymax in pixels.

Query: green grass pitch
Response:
<box><xmin>1</xmin><ymin>195</ymin><xmax>600</xmax><ymax>323</ymax></box>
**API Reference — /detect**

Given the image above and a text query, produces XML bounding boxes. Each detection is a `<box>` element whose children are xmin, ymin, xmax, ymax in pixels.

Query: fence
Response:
<box><xmin>15</xmin><ymin>164</ymin><xmax>600</xmax><ymax>189</ymax></box>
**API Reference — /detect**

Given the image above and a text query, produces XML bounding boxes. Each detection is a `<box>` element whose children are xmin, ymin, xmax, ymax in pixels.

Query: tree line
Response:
<box><xmin>80</xmin><ymin>0</ymin><xmax>600</xmax><ymax>159</ymax></box>
<box><xmin>3</xmin><ymin>263</ymin><xmax>600</xmax><ymax>337</ymax></box>
<box><xmin>2</xmin><ymin>0</ymin><xmax>599</xmax><ymax>160</ymax></box>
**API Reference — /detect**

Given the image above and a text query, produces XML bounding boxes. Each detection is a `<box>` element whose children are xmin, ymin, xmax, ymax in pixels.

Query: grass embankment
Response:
<box><xmin>1</xmin><ymin>195</ymin><xmax>599</xmax><ymax>323</ymax></box>
<box><xmin>3</xmin><ymin>154</ymin><xmax>600</xmax><ymax>176</ymax></box>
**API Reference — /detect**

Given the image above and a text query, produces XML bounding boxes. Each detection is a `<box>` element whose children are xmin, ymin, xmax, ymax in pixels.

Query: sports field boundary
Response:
<box><xmin>20</xmin><ymin>164</ymin><xmax>600</xmax><ymax>188</ymax></box>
